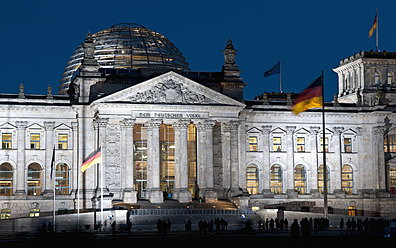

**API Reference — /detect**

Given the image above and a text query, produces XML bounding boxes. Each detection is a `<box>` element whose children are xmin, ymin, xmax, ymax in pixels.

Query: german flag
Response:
<box><xmin>292</xmin><ymin>75</ymin><xmax>323</xmax><ymax>115</ymax></box>
<box><xmin>368</xmin><ymin>13</ymin><xmax>377</xmax><ymax>38</ymax></box>
<box><xmin>81</xmin><ymin>147</ymin><xmax>101</xmax><ymax>173</ymax></box>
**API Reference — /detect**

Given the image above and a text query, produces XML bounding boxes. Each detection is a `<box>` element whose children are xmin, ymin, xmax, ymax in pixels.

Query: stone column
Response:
<box><xmin>145</xmin><ymin>119</ymin><xmax>163</xmax><ymax>203</ymax></box>
<box><xmin>15</xmin><ymin>121</ymin><xmax>28</xmax><ymax>196</ymax></box>
<box><xmin>204</xmin><ymin>120</ymin><xmax>218</xmax><ymax>202</ymax></box>
<box><xmin>121</xmin><ymin>118</ymin><xmax>137</xmax><ymax>203</ymax></box>
<box><xmin>375</xmin><ymin>126</ymin><xmax>387</xmax><ymax>193</ymax></box>
<box><xmin>285</xmin><ymin>126</ymin><xmax>296</xmax><ymax>197</ymax></box>
<box><xmin>333</xmin><ymin>127</ymin><xmax>344</xmax><ymax>195</ymax></box>
<box><xmin>71</xmin><ymin>122</ymin><xmax>78</xmax><ymax>194</ymax></box>
<box><xmin>262</xmin><ymin>125</ymin><xmax>272</xmax><ymax>196</ymax></box>
<box><xmin>229</xmin><ymin>121</ymin><xmax>242</xmax><ymax>197</ymax></box>
<box><xmin>196</xmin><ymin>122</ymin><xmax>206</xmax><ymax>198</ymax></box>
<box><xmin>43</xmin><ymin>121</ymin><xmax>55</xmax><ymax>197</ymax></box>
<box><xmin>221</xmin><ymin>122</ymin><xmax>231</xmax><ymax>192</ymax></box>
<box><xmin>96</xmin><ymin>118</ymin><xmax>109</xmax><ymax>195</ymax></box>
<box><xmin>173</xmin><ymin>120</ymin><xmax>191</xmax><ymax>203</ymax></box>
<box><xmin>309</xmin><ymin>126</ymin><xmax>320</xmax><ymax>195</ymax></box>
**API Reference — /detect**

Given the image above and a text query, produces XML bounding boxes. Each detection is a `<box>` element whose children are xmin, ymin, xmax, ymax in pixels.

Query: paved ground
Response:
<box><xmin>3</xmin><ymin>230</ymin><xmax>393</xmax><ymax>248</ymax></box>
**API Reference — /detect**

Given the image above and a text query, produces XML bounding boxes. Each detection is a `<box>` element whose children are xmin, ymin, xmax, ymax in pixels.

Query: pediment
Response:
<box><xmin>94</xmin><ymin>71</ymin><xmax>245</xmax><ymax>107</ymax></box>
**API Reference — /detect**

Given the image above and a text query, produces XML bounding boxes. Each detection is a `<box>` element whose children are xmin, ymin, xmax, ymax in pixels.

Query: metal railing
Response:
<box><xmin>129</xmin><ymin>208</ymin><xmax>256</xmax><ymax>216</ymax></box>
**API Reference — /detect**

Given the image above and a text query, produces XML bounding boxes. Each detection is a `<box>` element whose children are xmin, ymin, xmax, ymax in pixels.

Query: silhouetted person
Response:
<box><xmin>291</xmin><ymin>219</ymin><xmax>300</xmax><ymax>237</ymax></box>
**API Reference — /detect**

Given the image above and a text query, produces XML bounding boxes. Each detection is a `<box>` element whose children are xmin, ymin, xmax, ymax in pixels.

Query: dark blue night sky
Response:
<box><xmin>0</xmin><ymin>0</ymin><xmax>393</xmax><ymax>101</ymax></box>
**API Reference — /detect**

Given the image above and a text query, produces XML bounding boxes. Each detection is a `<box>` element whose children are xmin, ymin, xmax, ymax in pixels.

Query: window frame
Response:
<box><xmin>272</xmin><ymin>137</ymin><xmax>282</xmax><ymax>152</ymax></box>
<box><xmin>27</xmin><ymin>163</ymin><xmax>42</xmax><ymax>196</ymax></box>
<box><xmin>57</xmin><ymin>133</ymin><xmax>68</xmax><ymax>150</ymax></box>
<box><xmin>2</xmin><ymin>133</ymin><xmax>12</xmax><ymax>149</ymax></box>
<box><xmin>246</xmin><ymin>165</ymin><xmax>259</xmax><ymax>195</ymax></box>
<box><xmin>296</xmin><ymin>137</ymin><xmax>305</xmax><ymax>152</ymax></box>
<box><xmin>0</xmin><ymin>163</ymin><xmax>13</xmax><ymax>196</ymax></box>
<box><xmin>270</xmin><ymin>164</ymin><xmax>283</xmax><ymax>194</ymax></box>
<box><xmin>341</xmin><ymin>164</ymin><xmax>353</xmax><ymax>194</ymax></box>
<box><xmin>294</xmin><ymin>164</ymin><xmax>307</xmax><ymax>195</ymax></box>
<box><xmin>248</xmin><ymin>136</ymin><xmax>258</xmax><ymax>151</ymax></box>
<box><xmin>30</xmin><ymin>133</ymin><xmax>40</xmax><ymax>150</ymax></box>
<box><xmin>55</xmin><ymin>163</ymin><xmax>70</xmax><ymax>195</ymax></box>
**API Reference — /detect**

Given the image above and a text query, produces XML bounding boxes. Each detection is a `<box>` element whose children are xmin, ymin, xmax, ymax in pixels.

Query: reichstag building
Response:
<box><xmin>0</xmin><ymin>24</ymin><xmax>395</xmax><ymax>219</ymax></box>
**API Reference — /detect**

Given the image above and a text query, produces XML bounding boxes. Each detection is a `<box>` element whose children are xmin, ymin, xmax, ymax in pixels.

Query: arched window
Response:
<box><xmin>246</xmin><ymin>165</ymin><xmax>258</xmax><ymax>195</ymax></box>
<box><xmin>375</xmin><ymin>71</ymin><xmax>380</xmax><ymax>85</ymax></box>
<box><xmin>341</xmin><ymin>165</ymin><xmax>353</xmax><ymax>194</ymax></box>
<box><xmin>0</xmin><ymin>163</ymin><xmax>13</xmax><ymax>196</ymax></box>
<box><xmin>270</xmin><ymin>164</ymin><xmax>282</xmax><ymax>194</ymax></box>
<box><xmin>55</xmin><ymin>163</ymin><xmax>69</xmax><ymax>195</ymax></box>
<box><xmin>388</xmin><ymin>72</ymin><xmax>393</xmax><ymax>85</ymax></box>
<box><xmin>27</xmin><ymin>163</ymin><xmax>41</xmax><ymax>195</ymax></box>
<box><xmin>318</xmin><ymin>164</ymin><xmax>330</xmax><ymax>194</ymax></box>
<box><xmin>294</xmin><ymin>164</ymin><xmax>307</xmax><ymax>194</ymax></box>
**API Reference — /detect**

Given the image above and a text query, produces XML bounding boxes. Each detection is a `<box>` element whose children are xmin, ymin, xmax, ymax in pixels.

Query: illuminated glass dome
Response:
<box><xmin>59</xmin><ymin>23</ymin><xmax>190</xmax><ymax>94</ymax></box>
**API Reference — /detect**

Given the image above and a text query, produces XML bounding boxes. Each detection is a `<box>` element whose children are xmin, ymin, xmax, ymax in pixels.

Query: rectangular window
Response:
<box><xmin>273</xmin><ymin>137</ymin><xmax>282</xmax><ymax>152</ymax></box>
<box><xmin>58</xmin><ymin>134</ymin><xmax>68</xmax><ymax>150</ymax></box>
<box><xmin>249</xmin><ymin>136</ymin><xmax>258</xmax><ymax>151</ymax></box>
<box><xmin>320</xmin><ymin>138</ymin><xmax>328</xmax><ymax>152</ymax></box>
<box><xmin>348</xmin><ymin>206</ymin><xmax>356</xmax><ymax>216</ymax></box>
<box><xmin>29</xmin><ymin>208</ymin><xmax>40</xmax><ymax>218</ymax></box>
<box><xmin>2</xmin><ymin>133</ymin><xmax>12</xmax><ymax>149</ymax></box>
<box><xmin>30</xmin><ymin>133</ymin><xmax>40</xmax><ymax>149</ymax></box>
<box><xmin>384</xmin><ymin>134</ymin><xmax>396</xmax><ymax>153</ymax></box>
<box><xmin>344</xmin><ymin>138</ymin><xmax>352</xmax><ymax>153</ymax></box>
<box><xmin>0</xmin><ymin>209</ymin><xmax>10</xmax><ymax>219</ymax></box>
<box><xmin>297</xmin><ymin>137</ymin><xmax>305</xmax><ymax>152</ymax></box>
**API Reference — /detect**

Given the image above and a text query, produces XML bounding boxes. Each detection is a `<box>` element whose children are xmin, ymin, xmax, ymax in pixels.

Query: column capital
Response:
<box><xmin>71</xmin><ymin>122</ymin><xmax>78</xmax><ymax>130</ymax></box>
<box><xmin>333</xmin><ymin>127</ymin><xmax>344</xmax><ymax>135</ymax></box>
<box><xmin>172</xmin><ymin>119</ymin><xmax>190</xmax><ymax>130</ymax></box>
<box><xmin>374</xmin><ymin>125</ymin><xmax>387</xmax><ymax>135</ymax></box>
<box><xmin>15</xmin><ymin>121</ymin><xmax>28</xmax><ymax>129</ymax></box>
<box><xmin>261</xmin><ymin>125</ymin><xmax>272</xmax><ymax>134</ymax></box>
<box><xmin>286</xmin><ymin>126</ymin><xmax>296</xmax><ymax>134</ymax></box>
<box><xmin>309</xmin><ymin>126</ymin><xmax>320</xmax><ymax>134</ymax></box>
<box><xmin>145</xmin><ymin>119</ymin><xmax>162</xmax><ymax>130</ymax></box>
<box><xmin>121</xmin><ymin>118</ymin><xmax>136</xmax><ymax>128</ymax></box>
<box><xmin>204</xmin><ymin>119</ymin><xmax>216</xmax><ymax>129</ymax></box>
<box><xmin>95</xmin><ymin>117</ymin><xmax>109</xmax><ymax>128</ymax></box>
<box><xmin>44</xmin><ymin>121</ymin><xmax>55</xmax><ymax>130</ymax></box>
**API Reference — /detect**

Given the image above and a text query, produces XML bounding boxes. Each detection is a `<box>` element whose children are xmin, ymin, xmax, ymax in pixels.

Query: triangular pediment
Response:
<box><xmin>94</xmin><ymin>71</ymin><xmax>245</xmax><ymax>107</ymax></box>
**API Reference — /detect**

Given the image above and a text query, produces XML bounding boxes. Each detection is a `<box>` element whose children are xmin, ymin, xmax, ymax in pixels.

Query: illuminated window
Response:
<box><xmin>27</xmin><ymin>163</ymin><xmax>41</xmax><ymax>196</ymax></box>
<box><xmin>390</xmin><ymin>168</ymin><xmax>396</xmax><ymax>192</ymax></box>
<box><xmin>341</xmin><ymin>165</ymin><xmax>353</xmax><ymax>194</ymax></box>
<box><xmin>294</xmin><ymin>164</ymin><xmax>306</xmax><ymax>194</ymax></box>
<box><xmin>348</xmin><ymin>206</ymin><xmax>356</xmax><ymax>216</ymax></box>
<box><xmin>58</xmin><ymin>134</ymin><xmax>68</xmax><ymax>150</ymax></box>
<box><xmin>30</xmin><ymin>133</ymin><xmax>40</xmax><ymax>149</ymax></box>
<box><xmin>2</xmin><ymin>133</ymin><xmax>12</xmax><ymax>149</ymax></box>
<box><xmin>1</xmin><ymin>209</ymin><xmax>10</xmax><ymax>219</ymax></box>
<box><xmin>0</xmin><ymin>163</ymin><xmax>13</xmax><ymax>196</ymax></box>
<box><xmin>270</xmin><ymin>164</ymin><xmax>282</xmax><ymax>194</ymax></box>
<box><xmin>318</xmin><ymin>165</ymin><xmax>330</xmax><ymax>194</ymax></box>
<box><xmin>273</xmin><ymin>137</ymin><xmax>282</xmax><ymax>152</ymax></box>
<box><xmin>133</xmin><ymin>124</ymin><xmax>148</xmax><ymax>199</ymax></box>
<box><xmin>388</xmin><ymin>72</ymin><xmax>393</xmax><ymax>85</ymax></box>
<box><xmin>297</xmin><ymin>137</ymin><xmax>305</xmax><ymax>152</ymax></box>
<box><xmin>384</xmin><ymin>134</ymin><xmax>396</xmax><ymax>153</ymax></box>
<box><xmin>55</xmin><ymin>163</ymin><xmax>69</xmax><ymax>195</ymax></box>
<box><xmin>344</xmin><ymin>138</ymin><xmax>352</xmax><ymax>153</ymax></box>
<box><xmin>320</xmin><ymin>138</ymin><xmax>328</xmax><ymax>152</ymax></box>
<box><xmin>249</xmin><ymin>136</ymin><xmax>258</xmax><ymax>151</ymax></box>
<box><xmin>246</xmin><ymin>165</ymin><xmax>258</xmax><ymax>195</ymax></box>
<box><xmin>29</xmin><ymin>208</ymin><xmax>40</xmax><ymax>218</ymax></box>
<box><xmin>375</xmin><ymin>71</ymin><xmax>380</xmax><ymax>85</ymax></box>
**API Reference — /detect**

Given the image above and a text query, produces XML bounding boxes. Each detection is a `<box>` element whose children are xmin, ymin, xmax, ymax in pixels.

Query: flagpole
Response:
<box><xmin>52</xmin><ymin>146</ymin><xmax>56</xmax><ymax>233</ymax></box>
<box><xmin>100</xmin><ymin>159</ymin><xmax>104</xmax><ymax>230</ymax></box>
<box><xmin>376</xmin><ymin>8</ymin><xmax>379</xmax><ymax>52</ymax></box>
<box><xmin>321</xmin><ymin>71</ymin><xmax>328</xmax><ymax>219</ymax></box>
<box><xmin>279</xmin><ymin>59</ymin><xmax>282</xmax><ymax>92</ymax></box>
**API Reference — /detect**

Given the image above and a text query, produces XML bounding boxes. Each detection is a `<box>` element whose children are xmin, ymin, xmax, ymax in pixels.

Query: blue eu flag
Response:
<box><xmin>264</xmin><ymin>61</ymin><xmax>280</xmax><ymax>77</ymax></box>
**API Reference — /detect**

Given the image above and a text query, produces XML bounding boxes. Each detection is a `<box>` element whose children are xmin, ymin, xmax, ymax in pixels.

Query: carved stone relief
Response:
<box><xmin>105</xmin><ymin>123</ymin><xmax>121</xmax><ymax>188</ymax></box>
<box><xmin>129</xmin><ymin>77</ymin><xmax>212</xmax><ymax>104</ymax></box>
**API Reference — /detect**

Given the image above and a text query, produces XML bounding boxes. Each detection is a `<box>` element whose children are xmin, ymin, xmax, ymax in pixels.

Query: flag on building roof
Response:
<box><xmin>264</xmin><ymin>61</ymin><xmax>280</xmax><ymax>77</ymax></box>
<box><xmin>292</xmin><ymin>75</ymin><xmax>323</xmax><ymax>115</ymax></box>
<box><xmin>369</xmin><ymin>13</ymin><xmax>378</xmax><ymax>38</ymax></box>
<box><xmin>81</xmin><ymin>147</ymin><xmax>102</xmax><ymax>173</ymax></box>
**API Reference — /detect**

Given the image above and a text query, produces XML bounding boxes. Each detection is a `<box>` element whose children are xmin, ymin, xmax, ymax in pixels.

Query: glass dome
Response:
<box><xmin>59</xmin><ymin>23</ymin><xmax>190</xmax><ymax>94</ymax></box>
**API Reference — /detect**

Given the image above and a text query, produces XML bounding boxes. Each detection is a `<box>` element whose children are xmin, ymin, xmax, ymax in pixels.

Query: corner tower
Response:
<box><xmin>333</xmin><ymin>51</ymin><xmax>396</xmax><ymax>106</ymax></box>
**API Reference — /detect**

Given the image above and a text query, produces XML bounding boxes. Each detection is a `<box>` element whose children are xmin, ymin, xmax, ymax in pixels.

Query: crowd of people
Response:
<box><xmin>339</xmin><ymin>217</ymin><xmax>390</xmax><ymax>236</ymax></box>
<box><xmin>196</xmin><ymin>218</ymin><xmax>228</xmax><ymax>234</ymax></box>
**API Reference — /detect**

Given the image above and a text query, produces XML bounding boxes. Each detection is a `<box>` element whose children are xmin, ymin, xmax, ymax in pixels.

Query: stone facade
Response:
<box><xmin>0</xmin><ymin>33</ymin><xmax>395</xmax><ymax>220</ymax></box>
